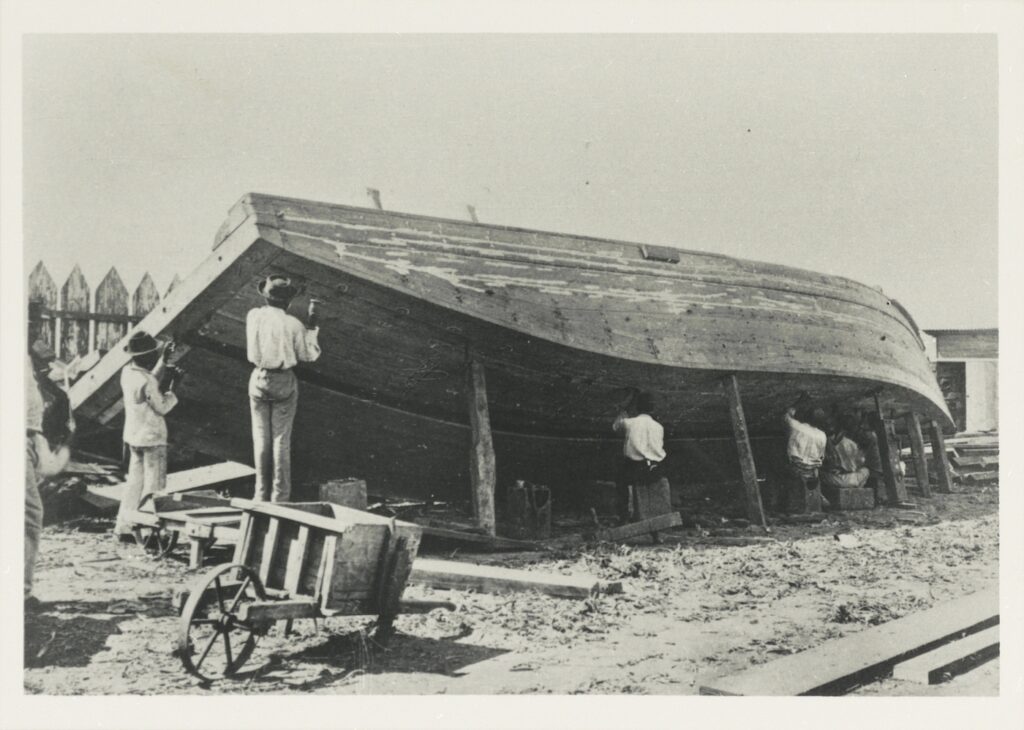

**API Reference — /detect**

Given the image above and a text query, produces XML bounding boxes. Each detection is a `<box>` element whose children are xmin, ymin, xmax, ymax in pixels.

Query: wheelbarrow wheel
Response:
<box><xmin>133</xmin><ymin>525</ymin><xmax>178</xmax><ymax>557</ymax></box>
<box><xmin>176</xmin><ymin>563</ymin><xmax>269</xmax><ymax>682</ymax></box>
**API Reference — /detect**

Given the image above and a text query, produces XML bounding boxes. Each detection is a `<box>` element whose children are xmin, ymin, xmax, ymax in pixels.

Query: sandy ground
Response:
<box><xmin>24</xmin><ymin>485</ymin><xmax>998</xmax><ymax>696</ymax></box>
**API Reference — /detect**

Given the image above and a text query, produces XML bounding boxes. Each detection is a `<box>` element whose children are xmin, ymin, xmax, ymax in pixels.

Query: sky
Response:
<box><xmin>23</xmin><ymin>34</ymin><xmax>997</xmax><ymax>328</ymax></box>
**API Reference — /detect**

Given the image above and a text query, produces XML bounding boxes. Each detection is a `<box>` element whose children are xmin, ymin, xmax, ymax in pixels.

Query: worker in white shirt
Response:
<box><xmin>612</xmin><ymin>391</ymin><xmax>667</xmax><ymax>524</ymax></box>
<box><xmin>247</xmin><ymin>275</ymin><xmax>321</xmax><ymax>502</ymax></box>
<box><xmin>115</xmin><ymin>331</ymin><xmax>180</xmax><ymax>538</ymax></box>
<box><xmin>781</xmin><ymin>398</ymin><xmax>828</xmax><ymax>512</ymax></box>
<box><xmin>26</xmin><ymin>352</ymin><xmax>71</xmax><ymax>609</ymax></box>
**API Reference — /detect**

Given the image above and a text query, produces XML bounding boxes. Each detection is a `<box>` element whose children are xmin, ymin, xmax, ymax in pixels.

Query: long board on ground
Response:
<box><xmin>700</xmin><ymin>587</ymin><xmax>998</xmax><ymax>696</ymax></box>
<box><xmin>409</xmin><ymin>558</ymin><xmax>622</xmax><ymax>599</ymax></box>
<box><xmin>891</xmin><ymin>625</ymin><xmax>999</xmax><ymax>685</ymax></box>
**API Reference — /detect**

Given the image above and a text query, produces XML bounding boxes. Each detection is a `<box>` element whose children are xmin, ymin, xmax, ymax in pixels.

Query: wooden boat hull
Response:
<box><xmin>71</xmin><ymin>193</ymin><xmax>951</xmax><ymax>501</ymax></box>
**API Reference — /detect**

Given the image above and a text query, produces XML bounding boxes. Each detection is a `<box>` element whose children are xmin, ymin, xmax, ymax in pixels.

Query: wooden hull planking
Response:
<box><xmin>71</xmin><ymin>193</ymin><xmax>951</xmax><ymax>500</ymax></box>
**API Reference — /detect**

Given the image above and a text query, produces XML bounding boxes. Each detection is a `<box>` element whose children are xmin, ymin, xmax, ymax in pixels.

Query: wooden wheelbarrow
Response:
<box><xmin>174</xmin><ymin>499</ymin><xmax>449</xmax><ymax>682</ymax></box>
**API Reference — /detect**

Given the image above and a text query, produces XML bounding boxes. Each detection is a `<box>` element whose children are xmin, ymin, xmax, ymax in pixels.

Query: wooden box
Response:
<box><xmin>231</xmin><ymin>499</ymin><xmax>421</xmax><ymax>616</ymax></box>
<box><xmin>831</xmin><ymin>487</ymin><xmax>875</xmax><ymax>511</ymax></box>
<box><xmin>318</xmin><ymin>478</ymin><xmax>368</xmax><ymax>510</ymax></box>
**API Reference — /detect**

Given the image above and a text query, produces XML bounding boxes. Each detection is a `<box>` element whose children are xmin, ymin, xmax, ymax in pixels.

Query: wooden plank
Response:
<box><xmin>316</xmin><ymin>534</ymin><xmax>338</xmax><ymax>608</ymax></box>
<box><xmin>419</xmin><ymin>523</ymin><xmax>540</xmax><ymax>550</ymax></box>
<box><xmin>132</xmin><ymin>272</ymin><xmax>161</xmax><ymax>318</ymax></box>
<box><xmin>324</xmin><ymin>524</ymin><xmax>390</xmax><ymax>604</ymax></box>
<box><xmin>467</xmin><ymin>358</ymin><xmax>497</xmax><ymax>536</ymax></box>
<box><xmin>593</xmin><ymin>512</ymin><xmax>682</xmax><ymax>542</ymax></box>
<box><xmin>28</xmin><ymin>261</ymin><xmax>58</xmax><ymax>350</ymax></box>
<box><xmin>164</xmin><ymin>462</ymin><xmax>256</xmax><ymax>495</ymax></box>
<box><xmin>284</xmin><ymin>526</ymin><xmax>311</xmax><ymax>595</ymax></box>
<box><xmin>892</xmin><ymin>625</ymin><xmax>999</xmax><ymax>685</ymax></box>
<box><xmin>258</xmin><ymin>518</ymin><xmax>280</xmax><ymax>584</ymax></box>
<box><xmin>723</xmin><ymin>375</ymin><xmax>766</xmax><ymax>527</ymax></box>
<box><xmin>94</xmin><ymin>267</ymin><xmax>129</xmax><ymax>352</ymax></box>
<box><xmin>60</xmin><ymin>264</ymin><xmax>91</xmax><ymax>359</ymax></box>
<box><xmin>905</xmin><ymin>412</ymin><xmax>932</xmax><ymax>498</ymax></box>
<box><xmin>231</xmin><ymin>511</ymin><xmax>254</xmax><ymax>564</ymax></box>
<box><xmin>410</xmin><ymin>558</ymin><xmax>622</xmax><ymax>599</ymax></box>
<box><xmin>238</xmin><ymin>598</ymin><xmax>320</xmax><ymax>623</ymax></box>
<box><xmin>928</xmin><ymin>420</ymin><xmax>954</xmax><ymax>494</ymax></box>
<box><xmin>700</xmin><ymin>588</ymin><xmax>998</xmax><ymax>696</ymax></box>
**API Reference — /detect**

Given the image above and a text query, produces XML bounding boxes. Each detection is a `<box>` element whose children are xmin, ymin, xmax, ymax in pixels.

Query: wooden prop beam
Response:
<box><xmin>409</xmin><ymin>558</ymin><xmax>622</xmax><ymax>599</ymax></box>
<box><xmin>872</xmin><ymin>394</ymin><xmax>906</xmax><ymax>504</ymax></box>
<box><xmin>928</xmin><ymin>420</ymin><xmax>954</xmax><ymax>494</ymax></box>
<box><xmin>905</xmin><ymin>412</ymin><xmax>931</xmax><ymax>498</ymax></box>
<box><xmin>723</xmin><ymin>375</ymin><xmax>766</xmax><ymax>527</ymax></box>
<box><xmin>466</xmin><ymin>358</ymin><xmax>497</xmax><ymax>536</ymax></box>
<box><xmin>701</xmin><ymin>588</ymin><xmax>998</xmax><ymax>695</ymax></box>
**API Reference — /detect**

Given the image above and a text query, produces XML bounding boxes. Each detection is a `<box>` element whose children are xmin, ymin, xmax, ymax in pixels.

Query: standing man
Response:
<box><xmin>115</xmin><ymin>331</ymin><xmax>179</xmax><ymax>539</ymax></box>
<box><xmin>26</xmin><ymin>351</ymin><xmax>70</xmax><ymax>608</ymax></box>
<box><xmin>247</xmin><ymin>276</ymin><xmax>321</xmax><ymax>502</ymax></box>
<box><xmin>612</xmin><ymin>391</ymin><xmax>667</xmax><ymax>524</ymax></box>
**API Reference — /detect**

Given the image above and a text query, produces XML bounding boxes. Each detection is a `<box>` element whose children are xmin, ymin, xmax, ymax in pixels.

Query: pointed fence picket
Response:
<box><xmin>27</xmin><ymin>262</ymin><xmax>180</xmax><ymax>360</ymax></box>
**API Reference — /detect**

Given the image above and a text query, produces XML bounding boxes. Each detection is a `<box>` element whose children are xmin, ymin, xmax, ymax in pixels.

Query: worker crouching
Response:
<box><xmin>246</xmin><ymin>276</ymin><xmax>321</xmax><ymax>502</ymax></box>
<box><xmin>115</xmin><ymin>332</ymin><xmax>179</xmax><ymax>539</ymax></box>
<box><xmin>612</xmin><ymin>391</ymin><xmax>667</xmax><ymax>524</ymax></box>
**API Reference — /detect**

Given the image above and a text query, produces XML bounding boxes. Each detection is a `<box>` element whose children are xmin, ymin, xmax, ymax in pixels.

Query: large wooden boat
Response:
<box><xmin>71</xmin><ymin>193</ymin><xmax>951</xmax><ymax>501</ymax></box>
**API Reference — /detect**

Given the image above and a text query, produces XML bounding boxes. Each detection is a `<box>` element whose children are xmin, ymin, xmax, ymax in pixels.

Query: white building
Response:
<box><xmin>921</xmin><ymin>329</ymin><xmax>998</xmax><ymax>434</ymax></box>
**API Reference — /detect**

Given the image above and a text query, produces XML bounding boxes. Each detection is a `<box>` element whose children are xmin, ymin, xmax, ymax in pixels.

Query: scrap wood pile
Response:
<box><xmin>39</xmin><ymin>461</ymin><xmax>123</xmax><ymax>524</ymax></box>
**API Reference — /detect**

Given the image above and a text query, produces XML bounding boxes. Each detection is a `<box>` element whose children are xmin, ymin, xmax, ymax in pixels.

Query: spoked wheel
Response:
<box><xmin>133</xmin><ymin>525</ymin><xmax>178</xmax><ymax>557</ymax></box>
<box><xmin>176</xmin><ymin>563</ymin><xmax>269</xmax><ymax>682</ymax></box>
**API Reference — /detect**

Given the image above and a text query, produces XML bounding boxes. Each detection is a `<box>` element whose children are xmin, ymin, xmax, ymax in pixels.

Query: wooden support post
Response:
<box><xmin>467</xmin><ymin>358</ymin><xmax>497</xmax><ymax>536</ymax></box>
<box><xmin>872</xmin><ymin>394</ymin><xmax>906</xmax><ymax>504</ymax></box>
<box><xmin>905</xmin><ymin>412</ymin><xmax>932</xmax><ymax>498</ymax></box>
<box><xmin>723</xmin><ymin>374</ymin><xmax>766</xmax><ymax>528</ymax></box>
<box><xmin>928</xmin><ymin>420</ymin><xmax>954</xmax><ymax>494</ymax></box>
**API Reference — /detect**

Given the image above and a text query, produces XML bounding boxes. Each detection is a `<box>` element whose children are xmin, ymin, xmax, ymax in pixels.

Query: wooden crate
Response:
<box><xmin>831</xmin><ymin>487</ymin><xmax>875</xmax><ymax>511</ymax></box>
<box><xmin>231</xmin><ymin>499</ymin><xmax>422</xmax><ymax>616</ymax></box>
<box><xmin>318</xmin><ymin>478</ymin><xmax>368</xmax><ymax>510</ymax></box>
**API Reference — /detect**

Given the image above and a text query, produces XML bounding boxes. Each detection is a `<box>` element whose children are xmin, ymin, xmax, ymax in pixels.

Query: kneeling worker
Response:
<box><xmin>781</xmin><ymin>398</ymin><xmax>828</xmax><ymax>512</ymax></box>
<box><xmin>115</xmin><ymin>331</ymin><xmax>179</xmax><ymax>539</ymax></box>
<box><xmin>612</xmin><ymin>391</ymin><xmax>667</xmax><ymax>524</ymax></box>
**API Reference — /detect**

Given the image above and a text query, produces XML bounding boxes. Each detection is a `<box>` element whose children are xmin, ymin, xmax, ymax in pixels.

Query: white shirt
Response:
<box><xmin>784</xmin><ymin>412</ymin><xmax>827</xmax><ymax>468</ymax></box>
<box><xmin>613</xmin><ymin>412</ymin><xmax>666</xmax><ymax>462</ymax></box>
<box><xmin>246</xmin><ymin>306</ymin><xmax>321</xmax><ymax>370</ymax></box>
<box><xmin>121</xmin><ymin>363</ymin><xmax>178</xmax><ymax>447</ymax></box>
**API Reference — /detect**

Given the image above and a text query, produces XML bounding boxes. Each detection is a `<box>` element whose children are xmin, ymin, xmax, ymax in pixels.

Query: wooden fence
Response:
<box><xmin>28</xmin><ymin>262</ymin><xmax>182</xmax><ymax>360</ymax></box>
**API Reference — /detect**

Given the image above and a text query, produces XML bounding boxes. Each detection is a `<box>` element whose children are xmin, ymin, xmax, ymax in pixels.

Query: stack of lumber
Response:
<box><xmin>700</xmin><ymin>588</ymin><xmax>998</xmax><ymax>695</ymax></box>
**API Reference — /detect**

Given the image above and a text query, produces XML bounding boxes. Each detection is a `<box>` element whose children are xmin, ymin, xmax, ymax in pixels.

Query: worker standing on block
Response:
<box><xmin>781</xmin><ymin>397</ymin><xmax>828</xmax><ymax>512</ymax></box>
<box><xmin>25</xmin><ymin>350</ymin><xmax>71</xmax><ymax>609</ymax></box>
<box><xmin>246</xmin><ymin>276</ymin><xmax>321</xmax><ymax>502</ymax></box>
<box><xmin>612</xmin><ymin>391</ymin><xmax>667</xmax><ymax>524</ymax></box>
<box><xmin>115</xmin><ymin>331</ymin><xmax>179</xmax><ymax>539</ymax></box>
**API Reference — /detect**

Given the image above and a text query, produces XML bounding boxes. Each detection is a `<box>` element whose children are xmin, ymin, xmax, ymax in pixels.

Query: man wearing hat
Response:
<box><xmin>115</xmin><ymin>330</ymin><xmax>179</xmax><ymax>538</ymax></box>
<box><xmin>246</xmin><ymin>275</ymin><xmax>320</xmax><ymax>502</ymax></box>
